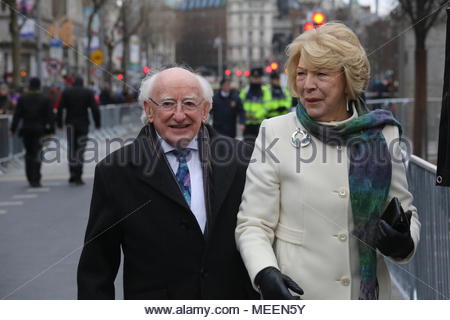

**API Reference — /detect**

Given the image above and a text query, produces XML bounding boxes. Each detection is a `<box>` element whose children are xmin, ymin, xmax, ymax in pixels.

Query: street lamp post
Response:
<box><xmin>214</xmin><ymin>37</ymin><xmax>223</xmax><ymax>78</ymax></box>
<box><xmin>35</xmin><ymin>0</ymin><xmax>42</xmax><ymax>79</ymax></box>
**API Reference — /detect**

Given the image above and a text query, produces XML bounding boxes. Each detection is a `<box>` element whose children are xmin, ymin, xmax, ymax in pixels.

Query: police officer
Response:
<box><xmin>267</xmin><ymin>71</ymin><xmax>292</xmax><ymax>118</ymax></box>
<box><xmin>212</xmin><ymin>78</ymin><xmax>245</xmax><ymax>138</ymax></box>
<box><xmin>239</xmin><ymin>67</ymin><xmax>271</xmax><ymax>144</ymax></box>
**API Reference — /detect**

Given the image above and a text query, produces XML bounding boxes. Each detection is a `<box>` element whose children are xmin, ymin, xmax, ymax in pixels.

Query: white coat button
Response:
<box><xmin>338</xmin><ymin>233</ymin><xmax>347</xmax><ymax>241</ymax></box>
<box><xmin>338</xmin><ymin>188</ymin><xmax>348</xmax><ymax>198</ymax></box>
<box><xmin>336</xmin><ymin>145</ymin><xmax>342</xmax><ymax>151</ymax></box>
<box><xmin>340</xmin><ymin>277</ymin><xmax>350</xmax><ymax>286</ymax></box>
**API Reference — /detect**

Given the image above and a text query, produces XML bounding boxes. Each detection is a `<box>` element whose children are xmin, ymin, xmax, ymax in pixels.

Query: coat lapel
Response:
<box><xmin>130</xmin><ymin>125</ymin><xmax>190</xmax><ymax>211</ymax></box>
<box><xmin>207</xmin><ymin>131</ymin><xmax>238</xmax><ymax>233</ymax></box>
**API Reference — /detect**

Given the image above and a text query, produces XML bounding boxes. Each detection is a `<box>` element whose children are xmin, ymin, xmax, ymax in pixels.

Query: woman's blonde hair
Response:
<box><xmin>285</xmin><ymin>22</ymin><xmax>370</xmax><ymax>100</ymax></box>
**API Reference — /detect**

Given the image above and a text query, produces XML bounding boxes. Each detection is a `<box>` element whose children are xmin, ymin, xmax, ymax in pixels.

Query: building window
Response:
<box><xmin>52</xmin><ymin>0</ymin><xmax>67</xmax><ymax>18</ymax></box>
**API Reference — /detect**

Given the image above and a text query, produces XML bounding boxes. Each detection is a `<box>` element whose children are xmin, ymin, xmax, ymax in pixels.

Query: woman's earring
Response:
<box><xmin>346</xmin><ymin>99</ymin><xmax>350</xmax><ymax>112</ymax></box>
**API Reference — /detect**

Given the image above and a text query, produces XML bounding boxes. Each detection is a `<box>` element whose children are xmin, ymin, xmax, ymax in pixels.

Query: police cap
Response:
<box><xmin>250</xmin><ymin>67</ymin><xmax>263</xmax><ymax>78</ymax></box>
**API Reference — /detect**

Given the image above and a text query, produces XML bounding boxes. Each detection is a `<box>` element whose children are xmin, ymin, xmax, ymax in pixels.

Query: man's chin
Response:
<box><xmin>168</xmin><ymin>135</ymin><xmax>195</xmax><ymax>149</ymax></box>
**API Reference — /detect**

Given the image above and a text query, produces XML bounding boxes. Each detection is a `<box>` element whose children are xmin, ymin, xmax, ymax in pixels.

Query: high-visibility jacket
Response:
<box><xmin>239</xmin><ymin>85</ymin><xmax>271</xmax><ymax>125</ymax></box>
<box><xmin>266</xmin><ymin>85</ymin><xmax>292</xmax><ymax>118</ymax></box>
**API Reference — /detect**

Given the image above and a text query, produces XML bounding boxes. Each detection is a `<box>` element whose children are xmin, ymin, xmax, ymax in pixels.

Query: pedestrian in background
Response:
<box><xmin>57</xmin><ymin>77</ymin><xmax>100</xmax><ymax>185</ymax></box>
<box><xmin>236</xmin><ymin>22</ymin><xmax>420</xmax><ymax>300</ymax></box>
<box><xmin>9</xmin><ymin>77</ymin><xmax>54</xmax><ymax>188</ymax></box>
<box><xmin>0</xmin><ymin>83</ymin><xmax>15</xmax><ymax>114</ymax></box>
<box><xmin>266</xmin><ymin>71</ymin><xmax>292</xmax><ymax>118</ymax></box>
<box><xmin>77</xmin><ymin>67</ymin><xmax>257</xmax><ymax>299</ymax></box>
<box><xmin>239</xmin><ymin>67</ymin><xmax>271</xmax><ymax>145</ymax></box>
<box><xmin>212</xmin><ymin>78</ymin><xmax>245</xmax><ymax>138</ymax></box>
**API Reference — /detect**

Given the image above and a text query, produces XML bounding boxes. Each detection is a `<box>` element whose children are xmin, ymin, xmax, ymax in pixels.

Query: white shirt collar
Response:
<box><xmin>156</xmin><ymin>133</ymin><xmax>199</xmax><ymax>154</ymax></box>
<box><xmin>318</xmin><ymin>104</ymin><xmax>358</xmax><ymax>127</ymax></box>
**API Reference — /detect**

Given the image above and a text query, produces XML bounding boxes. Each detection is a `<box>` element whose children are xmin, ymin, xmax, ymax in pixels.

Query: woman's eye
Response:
<box><xmin>297</xmin><ymin>72</ymin><xmax>305</xmax><ymax>76</ymax></box>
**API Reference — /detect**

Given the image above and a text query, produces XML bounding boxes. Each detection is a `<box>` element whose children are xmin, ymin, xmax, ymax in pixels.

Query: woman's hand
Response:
<box><xmin>375</xmin><ymin>213</ymin><xmax>414</xmax><ymax>259</ymax></box>
<box><xmin>254</xmin><ymin>267</ymin><xmax>304</xmax><ymax>299</ymax></box>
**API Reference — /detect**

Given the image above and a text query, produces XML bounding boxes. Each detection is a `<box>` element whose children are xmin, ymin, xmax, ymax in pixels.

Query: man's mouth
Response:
<box><xmin>169</xmin><ymin>124</ymin><xmax>190</xmax><ymax>129</ymax></box>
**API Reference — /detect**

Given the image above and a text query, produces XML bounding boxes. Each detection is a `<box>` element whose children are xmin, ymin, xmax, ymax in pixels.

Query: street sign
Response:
<box><xmin>90</xmin><ymin>49</ymin><xmax>104</xmax><ymax>65</ymax></box>
<box><xmin>46</xmin><ymin>58</ymin><xmax>62</xmax><ymax>75</ymax></box>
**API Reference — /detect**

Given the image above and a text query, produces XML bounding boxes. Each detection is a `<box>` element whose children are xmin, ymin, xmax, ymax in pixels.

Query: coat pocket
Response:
<box><xmin>275</xmin><ymin>223</ymin><xmax>304</xmax><ymax>245</ymax></box>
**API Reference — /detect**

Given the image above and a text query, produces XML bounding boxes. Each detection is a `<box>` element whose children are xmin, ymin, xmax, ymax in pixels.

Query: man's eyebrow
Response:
<box><xmin>159</xmin><ymin>95</ymin><xmax>198</xmax><ymax>100</ymax></box>
<box><xmin>159</xmin><ymin>96</ymin><xmax>176</xmax><ymax>100</ymax></box>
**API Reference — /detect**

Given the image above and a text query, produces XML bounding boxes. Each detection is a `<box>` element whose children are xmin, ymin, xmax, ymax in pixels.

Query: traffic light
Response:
<box><xmin>271</xmin><ymin>62</ymin><xmax>279</xmax><ymax>70</ymax></box>
<box><xmin>235</xmin><ymin>70</ymin><xmax>243</xmax><ymax>77</ymax></box>
<box><xmin>265</xmin><ymin>66</ymin><xmax>272</xmax><ymax>73</ymax></box>
<box><xmin>117</xmin><ymin>74</ymin><xmax>124</xmax><ymax>80</ymax></box>
<box><xmin>312</xmin><ymin>12</ymin><xmax>325</xmax><ymax>26</ymax></box>
<box><xmin>244</xmin><ymin>70</ymin><xmax>250</xmax><ymax>77</ymax></box>
<box><xmin>142</xmin><ymin>66</ymin><xmax>150</xmax><ymax>74</ymax></box>
<box><xmin>303</xmin><ymin>22</ymin><xmax>314</xmax><ymax>31</ymax></box>
<box><xmin>225</xmin><ymin>69</ymin><xmax>231</xmax><ymax>76</ymax></box>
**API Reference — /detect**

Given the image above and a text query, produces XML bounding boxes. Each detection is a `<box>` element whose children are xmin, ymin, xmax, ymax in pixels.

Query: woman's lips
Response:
<box><xmin>305</xmin><ymin>98</ymin><xmax>322</xmax><ymax>103</ymax></box>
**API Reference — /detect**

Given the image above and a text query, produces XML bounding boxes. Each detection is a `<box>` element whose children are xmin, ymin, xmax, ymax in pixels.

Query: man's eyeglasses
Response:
<box><xmin>147</xmin><ymin>97</ymin><xmax>205</xmax><ymax>111</ymax></box>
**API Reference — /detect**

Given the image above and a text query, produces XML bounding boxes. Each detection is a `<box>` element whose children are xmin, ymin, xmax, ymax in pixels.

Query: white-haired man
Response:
<box><xmin>77</xmin><ymin>67</ymin><xmax>257</xmax><ymax>299</ymax></box>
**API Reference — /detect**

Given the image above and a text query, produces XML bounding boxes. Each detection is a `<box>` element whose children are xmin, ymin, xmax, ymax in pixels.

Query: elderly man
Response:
<box><xmin>77</xmin><ymin>67</ymin><xmax>257</xmax><ymax>299</ymax></box>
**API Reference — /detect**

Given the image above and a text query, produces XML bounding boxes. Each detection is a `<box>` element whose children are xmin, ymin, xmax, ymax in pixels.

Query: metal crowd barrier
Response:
<box><xmin>0</xmin><ymin>103</ymin><xmax>143</xmax><ymax>165</ymax></box>
<box><xmin>0</xmin><ymin>115</ymin><xmax>25</xmax><ymax>164</ymax></box>
<box><xmin>387</xmin><ymin>155</ymin><xmax>450</xmax><ymax>300</ymax></box>
<box><xmin>89</xmin><ymin>103</ymin><xmax>143</xmax><ymax>139</ymax></box>
<box><xmin>366</xmin><ymin>98</ymin><xmax>442</xmax><ymax>162</ymax></box>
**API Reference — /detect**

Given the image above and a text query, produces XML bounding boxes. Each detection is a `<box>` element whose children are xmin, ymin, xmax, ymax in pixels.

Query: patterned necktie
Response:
<box><xmin>173</xmin><ymin>149</ymin><xmax>191</xmax><ymax>206</ymax></box>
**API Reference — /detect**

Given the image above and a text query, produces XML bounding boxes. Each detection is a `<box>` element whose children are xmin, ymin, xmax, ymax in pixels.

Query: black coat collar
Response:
<box><xmin>127</xmin><ymin>124</ymin><xmax>239</xmax><ymax>236</ymax></box>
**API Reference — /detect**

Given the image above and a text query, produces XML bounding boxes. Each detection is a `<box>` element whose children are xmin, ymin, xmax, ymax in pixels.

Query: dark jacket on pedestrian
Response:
<box><xmin>212</xmin><ymin>89</ymin><xmax>245</xmax><ymax>138</ymax></box>
<box><xmin>57</xmin><ymin>78</ymin><xmax>100</xmax><ymax>129</ymax></box>
<box><xmin>10</xmin><ymin>90</ymin><xmax>53</xmax><ymax>136</ymax></box>
<box><xmin>77</xmin><ymin>124</ymin><xmax>258</xmax><ymax>299</ymax></box>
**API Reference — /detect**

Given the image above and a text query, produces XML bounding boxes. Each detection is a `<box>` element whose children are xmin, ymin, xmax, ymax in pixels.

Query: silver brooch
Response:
<box><xmin>291</xmin><ymin>129</ymin><xmax>311</xmax><ymax>148</ymax></box>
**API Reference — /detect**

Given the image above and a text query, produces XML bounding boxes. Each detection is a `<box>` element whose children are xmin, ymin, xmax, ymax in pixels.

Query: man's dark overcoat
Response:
<box><xmin>77</xmin><ymin>124</ymin><xmax>257</xmax><ymax>299</ymax></box>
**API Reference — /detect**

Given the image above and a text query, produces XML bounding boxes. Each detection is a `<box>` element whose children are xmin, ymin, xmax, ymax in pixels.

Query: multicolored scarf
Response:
<box><xmin>295</xmin><ymin>98</ymin><xmax>401</xmax><ymax>299</ymax></box>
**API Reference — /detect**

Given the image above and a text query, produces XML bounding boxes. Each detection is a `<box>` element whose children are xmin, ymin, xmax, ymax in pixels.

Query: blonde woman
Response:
<box><xmin>235</xmin><ymin>23</ymin><xmax>420</xmax><ymax>300</ymax></box>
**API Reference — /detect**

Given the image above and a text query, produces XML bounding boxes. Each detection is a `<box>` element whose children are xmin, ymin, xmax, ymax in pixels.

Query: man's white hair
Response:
<box><xmin>138</xmin><ymin>66</ymin><xmax>213</xmax><ymax>124</ymax></box>
<box><xmin>138</xmin><ymin>66</ymin><xmax>213</xmax><ymax>107</ymax></box>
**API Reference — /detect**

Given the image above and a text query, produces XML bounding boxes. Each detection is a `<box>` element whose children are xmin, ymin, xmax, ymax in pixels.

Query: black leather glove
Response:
<box><xmin>376</xmin><ymin>213</ymin><xmax>414</xmax><ymax>259</ymax></box>
<box><xmin>254</xmin><ymin>267</ymin><xmax>304</xmax><ymax>300</ymax></box>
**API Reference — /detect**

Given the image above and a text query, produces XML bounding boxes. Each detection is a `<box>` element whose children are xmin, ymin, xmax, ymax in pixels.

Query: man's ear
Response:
<box><xmin>144</xmin><ymin>101</ymin><xmax>154</xmax><ymax>123</ymax></box>
<box><xmin>202</xmin><ymin>102</ymin><xmax>211</xmax><ymax>123</ymax></box>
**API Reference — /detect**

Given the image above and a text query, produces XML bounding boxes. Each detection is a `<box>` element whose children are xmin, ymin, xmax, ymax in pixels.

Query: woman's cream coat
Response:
<box><xmin>235</xmin><ymin>112</ymin><xmax>420</xmax><ymax>299</ymax></box>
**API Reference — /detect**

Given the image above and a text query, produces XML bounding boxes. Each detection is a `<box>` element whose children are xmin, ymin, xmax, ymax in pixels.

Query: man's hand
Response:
<box><xmin>254</xmin><ymin>267</ymin><xmax>304</xmax><ymax>300</ymax></box>
<box><xmin>376</xmin><ymin>212</ymin><xmax>414</xmax><ymax>259</ymax></box>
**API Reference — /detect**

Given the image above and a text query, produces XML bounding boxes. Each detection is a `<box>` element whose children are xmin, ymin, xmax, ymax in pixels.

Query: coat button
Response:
<box><xmin>338</xmin><ymin>233</ymin><xmax>347</xmax><ymax>241</ymax></box>
<box><xmin>340</xmin><ymin>277</ymin><xmax>350</xmax><ymax>286</ymax></box>
<box><xmin>179</xmin><ymin>220</ymin><xmax>189</xmax><ymax>230</ymax></box>
<box><xmin>336</xmin><ymin>145</ymin><xmax>342</xmax><ymax>151</ymax></box>
<box><xmin>338</xmin><ymin>188</ymin><xmax>348</xmax><ymax>198</ymax></box>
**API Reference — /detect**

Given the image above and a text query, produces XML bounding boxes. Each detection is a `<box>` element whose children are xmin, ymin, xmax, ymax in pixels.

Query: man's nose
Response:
<box><xmin>172</xmin><ymin>104</ymin><xmax>187</xmax><ymax>121</ymax></box>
